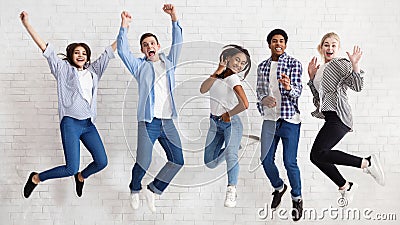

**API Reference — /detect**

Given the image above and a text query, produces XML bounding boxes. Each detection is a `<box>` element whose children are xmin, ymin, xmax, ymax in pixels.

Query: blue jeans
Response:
<box><xmin>260</xmin><ymin>119</ymin><xmax>301</xmax><ymax>198</ymax></box>
<box><xmin>130</xmin><ymin>118</ymin><xmax>184</xmax><ymax>195</ymax></box>
<box><xmin>39</xmin><ymin>116</ymin><xmax>108</xmax><ymax>181</ymax></box>
<box><xmin>204</xmin><ymin>114</ymin><xmax>242</xmax><ymax>186</ymax></box>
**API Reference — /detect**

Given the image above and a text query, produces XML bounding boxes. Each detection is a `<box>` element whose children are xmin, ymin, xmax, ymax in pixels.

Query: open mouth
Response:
<box><xmin>275</xmin><ymin>47</ymin><xmax>282</xmax><ymax>51</ymax></box>
<box><xmin>148</xmin><ymin>50</ymin><xmax>156</xmax><ymax>57</ymax></box>
<box><xmin>326</xmin><ymin>52</ymin><xmax>334</xmax><ymax>57</ymax></box>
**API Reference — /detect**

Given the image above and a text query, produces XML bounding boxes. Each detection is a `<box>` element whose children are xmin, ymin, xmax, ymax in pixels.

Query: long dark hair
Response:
<box><xmin>59</xmin><ymin>43</ymin><xmax>92</xmax><ymax>68</ymax></box>
<box><xmin>219</xmin><ymin>44</ymin><xmax>251</xmax><ymax>79</ymax></box>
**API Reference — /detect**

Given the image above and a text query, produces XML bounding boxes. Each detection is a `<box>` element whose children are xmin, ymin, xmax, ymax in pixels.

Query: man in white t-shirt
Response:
<box><xmin>256</xmin><ymin>29</ymin><xmax>303</xmax><ymax>221</ymax></box>
<box><xmin>117</xmin><ymin>4</ymin><xmax>184</xmax><ymax>213</ymax></box>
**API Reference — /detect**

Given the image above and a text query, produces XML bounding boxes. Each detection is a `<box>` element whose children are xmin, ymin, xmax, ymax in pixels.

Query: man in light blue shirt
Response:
<box><xmin>117</xmin><ymin>4</ymin><xmax>184</xmax><ymax>213</ymax></box>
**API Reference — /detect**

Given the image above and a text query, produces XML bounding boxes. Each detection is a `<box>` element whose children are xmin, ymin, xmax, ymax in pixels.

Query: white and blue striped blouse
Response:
<box><xmin>43</xmin><ymin>43</ymin><xmax>115</xmax><ymax>123</ymax></box>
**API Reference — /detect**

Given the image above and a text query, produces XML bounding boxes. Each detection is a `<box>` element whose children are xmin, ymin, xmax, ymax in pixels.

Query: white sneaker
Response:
<box><xmin>130</xmin><ymin>193</ymin><xmax>140</xmax><ymax>209</ymax></box>
<box><xmin>224</xmin><ymin>185</ymin><xmax>237</xmax><ymax>207</ymax></box>
<box><xmin>338</xmin><ymin>182</ymin><xmax>358</xmax><ymax>207</ymax></box>
<box><xmin>144</xmin><ymin>188</ymin><xmax>156</xmax><ymax>213</ymax></box>
<box><xmin>364</xmin><ymin>154</ymin><xmax>385</xmax><ymax>186</ymax></box>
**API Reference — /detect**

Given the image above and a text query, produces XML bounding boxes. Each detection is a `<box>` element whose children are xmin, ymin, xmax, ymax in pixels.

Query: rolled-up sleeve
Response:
<box><xmin>282</xmin><ymin>60</ymin><xmax>302</xmax><ymax>98</ymax></box>
<box><xmin>43</xmin><ymin>43</ymin><xmax>64</xmax><ymax>79</ymax></box>
<box><xmin>90</xmin><ymin>45</ymin><xmax>116</xmax><ymax>80</ymax></box>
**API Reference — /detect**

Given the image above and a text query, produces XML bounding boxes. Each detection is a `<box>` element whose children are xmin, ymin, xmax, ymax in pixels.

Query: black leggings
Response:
<box><xmin>310</xmin><ymin>111</ymin><xmax>362</xmax><ymax>187</ymax></box>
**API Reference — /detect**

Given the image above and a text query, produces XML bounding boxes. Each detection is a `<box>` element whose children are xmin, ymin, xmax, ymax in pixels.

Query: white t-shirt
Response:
<box><xmin>78</xmin><ymin>69</ymin><xmax>93</xmax><ymax>105</ymax></box>
<box><xmin>313</xmin><ymin>63</ymin><xmax>327</xmax><ymax>112</ymax></box>
<box><xmin>263</xmin><ymin>61</ymin><xmax>301</xmax><ymax>124</ymax></box>
<box><xmin>313</xmin><ymin>63</ymin><xmax>327</xmax><ymax>93</ymax></box>
<box><xmin>313</xmin><ymin>63</ymin><xmax>328</xmax><ymax>111</ymax></box>
<box><xmin>209</xmin><ymin>74</ymin><xmax>242</xmax><ymax>116</ymax></box>
<box><xmin>152</xmin><ymin>60</ymin><xmax>173</xmax><ymax>119</ymax></box>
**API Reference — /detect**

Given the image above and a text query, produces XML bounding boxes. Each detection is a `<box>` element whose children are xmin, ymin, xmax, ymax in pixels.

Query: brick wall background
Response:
<box><xmin>1</xmin><ymin>0</ymin><xmax>399</xmax><ymax>224</ymax></box>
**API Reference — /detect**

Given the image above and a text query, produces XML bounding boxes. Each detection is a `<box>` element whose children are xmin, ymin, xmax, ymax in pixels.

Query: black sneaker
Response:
<box><xmin>74</xmin><ymin>173</ymin><xmax>84</xmax><ymax>197</ymax></box>
<box><xmin>271</xmin><ymin>183</ymin><xmax>287</xmax><ymax>209</ymax></box>
<box><xmin>292</xmin><ymin>199</ymin><xmax>303</xmax><ymax>221</ymax></box>
<box><xmin>23</xmin><ymin>172</ymin><xmax>38</xmax><ymax>198</ymax></box>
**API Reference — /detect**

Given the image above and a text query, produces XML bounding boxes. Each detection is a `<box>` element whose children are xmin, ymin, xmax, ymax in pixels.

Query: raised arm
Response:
<box><xmin>164</xmin><ymin>4</ymin><xmax>182</xmax><ymax>66</ymax></box>
<box><xmin>111</xmin><ymin>40</ymin><xmax>117</xmax><ymax>52</ymax></box>
<box><xmin>90</xmin><ymin>41</ymin><xmax>116</xmax><ymax>80</ymax></box>
<box><xmin>20</xmin><ymin>11</ymin><xmax>46</xmax><ymax>52</ymax></box>
<box><xmin>117</xmin><ymin>11</ymin><xmax>142</xmax><ymax>77</ymax></box>
<box><xmin>120</xmin><ymin>11</ymin><xmax>132</xmax><ymax>28</ymax></box>
<box><xmin>200</xmin><ymin>58</ymin><xmax>226</xmax><ymax>94</ymax></box>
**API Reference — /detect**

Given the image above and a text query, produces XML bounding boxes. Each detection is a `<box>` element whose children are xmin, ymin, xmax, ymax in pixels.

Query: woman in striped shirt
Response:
<box><xmin>307</xmin><ymin>32</ymin><xmax>384</xmax><ymax>206</ymax></box>
<box><xmin>20</xmin><ymin>11</ymin><xmax>116</xmax><ymax>198</ymax></box>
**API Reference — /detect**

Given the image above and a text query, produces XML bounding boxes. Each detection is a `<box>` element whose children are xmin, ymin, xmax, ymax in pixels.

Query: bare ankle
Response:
<box><xmin>339</xmin><ymin>182</ymin><xmax>349</xmax><ymax>190</ymax></box>
<box><xmin>32</xmin><ymin>174</ymin><xmax>40</xmax><ymax>185</ymax></box>
<box><xmin>361</xmin><ymin>158</ymin><xmax>369</xmax><ymax>169</ymax></box>
<box><xmin>77</xmin><ymin>172</ymin><xmax>84</xmax><ymax>182</ymax></box>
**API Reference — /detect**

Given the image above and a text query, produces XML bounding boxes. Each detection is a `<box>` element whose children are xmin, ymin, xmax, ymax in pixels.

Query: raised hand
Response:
<box><xmin>278</xmin><ymin>73</ymin><xmax>291</xmax><ymax>91</ymax></box>
<box><xmin>217</xmin><ymin>54</ymin><xmax>228</xmax><ymax>72</ymax></box>
<box><xmin>20</xmin><ymin>11</ymin><xmax>29</xmax><ymax>26</ymax></box>
<box><xmin>163</xmin><ymin>4</ymin><xmax>177</xmax><ymax>21</ymax></box>
<box><xmin>308</xmin><ymin>56</ymin><xmax>320</xmax><ymax>80</ymax></box>
<box><xmin>19</xmin><ymin>11</ymin><xmax>46</xmax><ymax>52</ymax></box>
<box><xmin>121</xmin><ymin>11</ymin><xmax>132</xmax><ymax>28</ymax></box>
<box><xmin>346</xmin><ymin>45</ymin><xmax>362</xmax><ymax>73</ymax></box>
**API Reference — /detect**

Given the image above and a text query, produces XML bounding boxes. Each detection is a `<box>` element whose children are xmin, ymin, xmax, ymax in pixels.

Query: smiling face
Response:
<box><xmin>319</xmin><ymin>36</ymin><xmax>340</xmax><ymax>63</ymax></box>
<box><xmin>226</xmin><ymin>52</ymin><xmax>248</xmax><ymax>74</ymax></box>
<box><xmin>72</xmin><ymin>46</ymin><xmax>88</xmax><ymax>69</ymax></box>
<box><xmin>269</xmin><ymin>34</ymin><xmax>287</xmax><ymax>61</ymax></box>
<box><xmin>141</xmin><ymin>36</ymin><xmax>161</xmax><ymax>62</ymax></box>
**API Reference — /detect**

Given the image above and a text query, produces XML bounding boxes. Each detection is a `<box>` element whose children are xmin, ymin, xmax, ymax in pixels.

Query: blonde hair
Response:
<box><xmin>317</xmin><ymin>32</ymin><xmax>340</xmax><ymax>56</ymax></box>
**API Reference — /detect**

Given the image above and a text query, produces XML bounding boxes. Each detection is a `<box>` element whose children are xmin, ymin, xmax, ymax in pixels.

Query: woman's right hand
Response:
<box><xmin>308</xmin><ymin>56</ymin><xmax>320</xmax><ymax>80</ymax></box>
<box><xmin>216</xmin><ymin>55</ymin><xmax>227</xmax><ymax>74</ymax></box>
<box><xmin>20</xmin><ymin>11</ymin><xmax>29</xmax><ymax>26</ymax></box>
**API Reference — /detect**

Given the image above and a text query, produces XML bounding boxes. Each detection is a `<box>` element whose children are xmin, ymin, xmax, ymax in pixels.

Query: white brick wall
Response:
<box><xmin>1</xmin><ymin>0</ymin><xmax>399</xmax><ymax>224</ymax></box>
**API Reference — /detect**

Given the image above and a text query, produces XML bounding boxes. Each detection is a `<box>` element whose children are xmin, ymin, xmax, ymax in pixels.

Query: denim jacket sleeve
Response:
<box><xmin>166</xmin><ymin>21</ymin><xmax>183</xmax><ymax>67</ymax></box>
<box><xmin>117</xmin><ymin>27</ymin><xmax>143</xmax><ymax>79</ymax></box>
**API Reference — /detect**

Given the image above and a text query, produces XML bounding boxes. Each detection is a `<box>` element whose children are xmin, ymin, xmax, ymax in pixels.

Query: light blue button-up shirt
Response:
<box><xmin>43</xmin><ymin>43</ymin><xmax>115</xmax><ymax>122</ymax></box>
<box><xmin>117</xmin><ymin>21</ymin><xmax>183</xmax><ymax>123</ymax></box>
